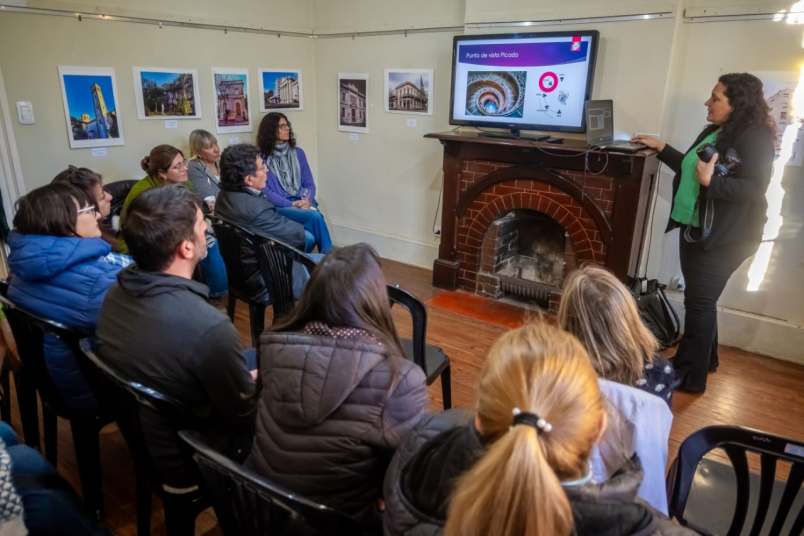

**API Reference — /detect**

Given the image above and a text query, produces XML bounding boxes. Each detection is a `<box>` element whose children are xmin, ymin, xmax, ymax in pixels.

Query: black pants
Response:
<box><xmin>675</xmin><ymin>237</ymin><xmax>755</xmax><ymax>391</ymax></box>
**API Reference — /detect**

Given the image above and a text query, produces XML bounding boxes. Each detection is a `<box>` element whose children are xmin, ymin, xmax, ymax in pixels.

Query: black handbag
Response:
<box><xmin>631</xmin><ymin>278</ymin><xmax>681</xmax><ymax>350</ymax></box>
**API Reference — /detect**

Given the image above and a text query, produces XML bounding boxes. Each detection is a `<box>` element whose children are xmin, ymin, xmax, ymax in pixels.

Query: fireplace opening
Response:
<box><xmin>478</xmin><ymin>210</ymin><xmax>574</xmax><ymax>308</ymax></box>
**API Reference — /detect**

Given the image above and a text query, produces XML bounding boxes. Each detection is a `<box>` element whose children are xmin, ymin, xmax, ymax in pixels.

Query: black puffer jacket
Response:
<box><xmin>383</xmin><ymin>411</ymin><xmax>698</xmax><ymax>536</ymax></box>
<box><xmin>247</xmin><ymin>332</ymin><xmax>428</xmax><ymax>515</ymax></box>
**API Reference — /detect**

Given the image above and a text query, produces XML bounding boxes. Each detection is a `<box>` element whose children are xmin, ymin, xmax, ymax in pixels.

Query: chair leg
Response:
<box><xmin>14</xmin><ymin>369</ymin><xmax>40</xmax><ymax>450</ymax></box>
<box><xmin>440</xmin><ymin>365</ymin><xmax>452</xmax><ymax>410</ymax></box>
<box><xmin>136</xmin><ymin>473</ymin><xmax>152</xmax><ymax>536</ymax></box>
<box><xmin>43</xmin><ymin>406</ymin><xmax>58</xmax><ymax>466</ymax></box>
<box><xmin>248</xmin><ymin>303</ymin><xmax>266</xmax><ymax>348</ymax></box>
<box><xmin>162</xmin><ymin>493</ymin><xmax>198</xmax><ymax>536</ymax></box>
<box><xmin>70</xmin><ymin>418</ymin><xmax>104</xmax><ymax>520</ymax></box>
<box><xmin>226</xmin><ymin>294</ymin><xmax>237</xmax><ymax>322</ymax></box>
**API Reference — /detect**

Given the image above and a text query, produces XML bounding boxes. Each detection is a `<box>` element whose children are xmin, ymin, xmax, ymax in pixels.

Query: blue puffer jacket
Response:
<box><xmin>7</xmin><ymin>232</ymin><xmax>129</xmax><ymax>410</ymax></box>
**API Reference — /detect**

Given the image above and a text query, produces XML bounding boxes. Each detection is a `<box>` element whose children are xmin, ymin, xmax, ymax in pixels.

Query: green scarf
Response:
<box><xmin>671</xmin><ymin>130</ymin><xmax>718</xmax><ymax>227</ymax></box>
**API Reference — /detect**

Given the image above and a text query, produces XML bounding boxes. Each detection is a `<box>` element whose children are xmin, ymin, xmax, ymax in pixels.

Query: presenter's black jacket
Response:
<box><xmin>96</xmin><ymin>267</ymin><xmax>258</xmax><ymax>487</ymax></box>
<box><xmin>382</xmin><ymin>410</ymin><xmax>697</xmax><ymax>536</ymax></box>
<box><xmin>658</xmin><ymin>124</ymin><xmax>774</xmax><ymax>250</ymax></box>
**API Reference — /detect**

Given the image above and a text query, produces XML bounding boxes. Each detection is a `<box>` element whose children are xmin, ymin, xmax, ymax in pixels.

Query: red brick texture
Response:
<box><xmin>454</xmin><ymin>159</ymin><xmax>612</xmax><ymax>293</ymax></box>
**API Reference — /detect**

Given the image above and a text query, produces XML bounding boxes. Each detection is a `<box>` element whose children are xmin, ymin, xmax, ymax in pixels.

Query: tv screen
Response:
<box><xmin>449</xmin><ymin>31</ymin><xmax>599</xmax><ymax>133</ymax></box>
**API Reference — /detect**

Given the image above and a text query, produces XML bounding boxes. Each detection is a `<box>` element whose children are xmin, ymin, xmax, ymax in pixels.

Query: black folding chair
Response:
<box><xmin>178</xmin><ymin>429</ymin><xmax>378</xmax><ymax>536</ymax></box>
<box><xmin>79</xmin><ymin>339</ymin><xmax>208</xmax><ymax>536</ymax></box>
<box><xmin>210</xmin><ymin>215</ymin><xmax>270</xmax><ymax>346</ymax></box>
<box><xmin>387</xmin><ymin>285</ymin><xmax>452</xmax><ymax>409</ymax></box>
<box><xmin>667</xmin><ymin>425</ymin><xmax>804</xmax><ymax>536</ymax></box>
<box><xmin>256</xmin><ymin>238</ymin><xmax>317</xmax><ymax>322</ymax></box>
<box><xmin>103</xmin><ymin>179</ymin><xmax>137</xmax><ymax>223</ymax></box>
<box><xmin>0</xmin><ymin>293</ymin><xmax>112</xmax><ymax>519</ymax></box>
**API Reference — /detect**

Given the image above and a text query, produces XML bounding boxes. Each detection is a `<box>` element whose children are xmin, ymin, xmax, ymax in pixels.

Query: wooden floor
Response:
<box><xmin>10</xmin><ymin>259</ymin><xmax>804</xmax><ymax>535</ymax></box>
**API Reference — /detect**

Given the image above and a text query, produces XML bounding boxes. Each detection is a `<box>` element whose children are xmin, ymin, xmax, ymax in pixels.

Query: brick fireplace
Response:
<box><xmin>426</xmin><ymin>131</ymin><xmax>658</xmax><ymax>311</ymax></box>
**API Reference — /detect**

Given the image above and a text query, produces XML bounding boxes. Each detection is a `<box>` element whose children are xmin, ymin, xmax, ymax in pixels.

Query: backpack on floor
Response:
<box><xmin>631</xmin><ymin>278</ymin><xmax>681</xmax><ymax>350</ymax></box>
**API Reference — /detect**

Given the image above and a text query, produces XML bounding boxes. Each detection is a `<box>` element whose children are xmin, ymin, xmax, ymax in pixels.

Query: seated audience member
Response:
<box><xmin>96</xmin><ymin>185</ymin><xmax>257</xmax><ymax>490</ymax></box>
<box><xmin>257</xmin><ymin>113</ymin><xmax>332</xmax><ymax>253</ymax></box>
<box><xmin>7</xmin><ymin>182</ymin><xmax>130</xmax><ymax>411</ymax></box>
<box><xmin>247</xmin><ymin>243</ymin><xmax>427</xmax><ymax>526</ymax></box>
<box><xmin>558</xmin><ymin>265</ymin><xmax>675</xmax><ymax>406</ymax></box>
<box><xmin>0</xmin><ymin>421</ymin><xmax>105</xmax><ymax>535</ymax></box>
<box><xmin>187</xmin><ymin>129</ymin><xmax>221</xmax><ymax>212</ymax></box>
<box><xmin>121</xmin><ymin>144</ymin><xmax>228</xmax><ymax>299</ymax></box>
<box><xmin>216</xmin><ymin>143</ymin><xmax>312</xmax><ymax>301</ymax></box>
<box><xmin>383</xmin><ymin>323</ymin><xmax>693</xmax><ymax>536</ymax></box>
<box><xmin>52</xmin><ymin>165</ymin><xmax>113</xmax><ymax>221</ymax></box>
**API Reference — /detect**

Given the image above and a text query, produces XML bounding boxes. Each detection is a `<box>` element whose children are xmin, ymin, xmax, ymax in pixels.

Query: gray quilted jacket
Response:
<box><xmin>247</xmin><ymin>331</ymin><xmax>428</xmax><ymax>515</ymax></box>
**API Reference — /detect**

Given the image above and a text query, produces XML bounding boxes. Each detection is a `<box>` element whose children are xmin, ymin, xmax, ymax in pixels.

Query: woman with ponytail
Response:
<box><xmin>383</xmin><ymin>323</ymin><xmax>695</xmax><ymax>536</ymax></box>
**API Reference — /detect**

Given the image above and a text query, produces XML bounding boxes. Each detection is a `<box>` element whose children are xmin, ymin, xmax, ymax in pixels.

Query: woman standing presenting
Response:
<box><xmin>633</xmin><ymin>73</ymin><xmax>775</xmax><ymax>393</ymax></box>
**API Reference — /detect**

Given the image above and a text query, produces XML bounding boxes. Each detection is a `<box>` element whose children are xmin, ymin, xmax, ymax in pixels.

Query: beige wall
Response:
<box><xmin>0</xmin><ymin>10</ymin><xmax>318</xmax><ymax>189</ymax></box>
<box><xmin>24</xmin><ymin>0</ymin><xmax>315</xmax><ymax>32</ymax></box>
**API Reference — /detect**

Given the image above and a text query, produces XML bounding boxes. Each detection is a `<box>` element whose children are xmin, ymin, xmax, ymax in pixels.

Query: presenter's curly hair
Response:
<box><xmin>716</xmin><ymin>73</ymin><xmax>775</xmax><ymax>154</ymax></box>
<box><xmin>256</xmin><ymin>112</ymin><xmax>296</xmax><ymax>156</ymax></box>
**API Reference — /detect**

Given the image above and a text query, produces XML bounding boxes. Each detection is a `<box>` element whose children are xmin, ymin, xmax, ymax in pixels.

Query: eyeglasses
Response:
<box><xmin>170</xmin><ymin>161</ymin><xmax>188</xmax><ymax>171</ymax></box>
<box><xmin>77</xmin><ymin>206</ymin><xmax>98</xmax><ymax>216</ymax></box>
<box><xmin>277</xmin><ymin>123</ymin><xmax>291</xmax><ymax>130</ymax></box>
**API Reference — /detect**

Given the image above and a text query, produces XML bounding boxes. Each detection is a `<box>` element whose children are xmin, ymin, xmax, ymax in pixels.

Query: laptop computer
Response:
<box><xmin>585</xmin><ymin>100</ymin><xmax>646</xmax><ymax>153</ymax></box>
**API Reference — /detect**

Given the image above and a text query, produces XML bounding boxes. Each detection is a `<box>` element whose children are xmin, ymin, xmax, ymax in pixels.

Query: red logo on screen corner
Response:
<box><xmin>571</xmin><ymin>36</ymin><xmax>581</xmax><ymax>52</ymax></box>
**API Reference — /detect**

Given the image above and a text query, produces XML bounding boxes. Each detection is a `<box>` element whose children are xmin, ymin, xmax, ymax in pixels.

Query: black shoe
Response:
<box><xmin>672</xmin><ymin>368</ymin><xmax>706</xmax><ymax>394</ymax></box>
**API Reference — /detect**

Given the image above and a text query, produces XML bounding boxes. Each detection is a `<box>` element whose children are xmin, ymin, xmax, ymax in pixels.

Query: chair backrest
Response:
<box><xmin>178</xmin><ymin>429</ymin><xmax>372</xmax><ymax>536</ymax></box>
<box><xmin>386</xmin><ymin>284</ymin><xmax>427</xmax><ymax>371</ymax></box>
<box><xmin>78</xmin><ymin>338</ymin><xmax>200</xmax><ymax>489</ymax></box>
<box><xmin>104</xmin><ymin>179</ymin><xmax>137</xmax><ymax>220</ymax></box>
<box><xmin>667</xmin><ymin>425</ymin><xmax>804</xmax><ymax>536</ymax></box>
<box><xmin>77</xmin><ymin>338</ymin><xmax>191</xmax><ymax>424</ymax></box>
<box><xmin>210</xmin><ymin>215</ymin><xmax>263</xmax><ymax>300</ymax></box>
<box><xmin>0</xmin><ymin>293</ymin><xmax>87</xmax><ymax>415</ymax></box>
<box><xmin>256</xmin><ymin>238</ymin><xmax>317</xmax><ymax>321</ymax></box>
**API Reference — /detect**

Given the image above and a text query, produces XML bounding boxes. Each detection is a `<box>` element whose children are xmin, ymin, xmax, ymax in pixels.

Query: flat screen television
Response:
<box><xmin>449</xmin><ymin>30</ymin><xmax>599</xmax><ymax>134</ymax></box>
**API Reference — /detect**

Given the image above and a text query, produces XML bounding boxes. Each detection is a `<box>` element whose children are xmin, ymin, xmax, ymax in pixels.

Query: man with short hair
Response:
<box><xmin>97</xmin><ymin>185</ymin><xmax>257</xmax><ymax>489</ymax></box>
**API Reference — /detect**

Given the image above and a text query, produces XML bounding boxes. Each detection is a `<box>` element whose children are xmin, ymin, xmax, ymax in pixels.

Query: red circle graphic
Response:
<box><xmin>538</xmin><ymin>72</ymin><xmax>559</xmax><ymax>93</ymax></box>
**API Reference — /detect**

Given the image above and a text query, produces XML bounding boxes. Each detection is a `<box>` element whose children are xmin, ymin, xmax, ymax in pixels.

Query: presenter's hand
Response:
<box><xmin>631</xmin><ymin>134</ymin><xmax>666</xmax><ymax>152</ymax></box>
<box><xmin>696</xmin><ymin>153</ymin><xmax>717</xmax><ymax>187</ymax></box>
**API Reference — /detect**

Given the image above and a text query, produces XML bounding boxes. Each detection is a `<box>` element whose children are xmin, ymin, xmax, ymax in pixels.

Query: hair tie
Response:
<box><xmin>511</xmin><ymin>407</ymin><xmax>553</xmax><ymax>433</ymax></box>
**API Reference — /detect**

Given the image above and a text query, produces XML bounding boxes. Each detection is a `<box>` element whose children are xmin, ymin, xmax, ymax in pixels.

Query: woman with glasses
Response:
<box><xmin>257</xmin><ymin>113</ymin><xmax>333</xmax><ymax>253</ymax></box>
<box><xmin>120</xmin><ymin>144</ymin><xmax>229</xmax><ymax>299</ymax></box>
<box><xmin>7</xmin><ymin>182</ymin><xmax>131</xmax><ymax>410</ymax></box>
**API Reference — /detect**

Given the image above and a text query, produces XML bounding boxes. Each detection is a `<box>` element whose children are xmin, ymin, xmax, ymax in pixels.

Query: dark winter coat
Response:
<box><xmin>383</xmin><ymin>410</ymin><xmax>698</xmax><ymax>536</ymax></box>
<box><xmin>659</xmin><ymin>124</ymin><xmax>775</xmax><ymax>250</ymax></box>
<box><xmin>7</xmin><ymin>232</ymin><xmax>128</xmax><ymax>410</ymax></box>
<box><xmin>247</xmin><ymin>331</ymin><xmax>427</xmax><ymax>516</ymax></box>
<box><xmin>96</xmin><ymin>267</ymin><xmax>258</xmax><ymax>487</ymax></box>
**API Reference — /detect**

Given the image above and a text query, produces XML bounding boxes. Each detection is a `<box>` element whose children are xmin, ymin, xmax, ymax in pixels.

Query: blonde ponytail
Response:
<box><xmin>444</xmin><ymin>323</ymin><xmax>603</xmax><ymax>536</ymax></box>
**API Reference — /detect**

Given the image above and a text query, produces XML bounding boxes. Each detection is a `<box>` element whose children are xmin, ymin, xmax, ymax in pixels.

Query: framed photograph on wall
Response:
<box><xmin>259</xmin><ymin>69</ymin><xmax>303</xmax><ymax>112</ymax></box>
<box><xmin>212</xmin><ymin>67</ymin><xmax>252</xmax><ymax>133</ymax></box>
<box><xmin>338</xmin><ymin>73</ymin><xmax>368</xmax><ymax>133</ymax></box>
<box><xmin>58</xmin><ymin>66</ymin><xmax>124</xmax><ymax>149</ymax></box>
<box><xmin>132</xmin><ymin>67</ymin><xmax>201</xmax><ymax>119</ymax></box>
<box><xmin>384</xmin><ymin>69</ymin><xmax>433</xmax><ymax>115</ymax></box>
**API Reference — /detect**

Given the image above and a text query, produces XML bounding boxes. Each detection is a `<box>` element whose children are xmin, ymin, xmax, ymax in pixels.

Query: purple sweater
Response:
<box><xmin>261</xmin><ymin>147</ymin><xmax>317</xmax><ymax>208</ymax></box>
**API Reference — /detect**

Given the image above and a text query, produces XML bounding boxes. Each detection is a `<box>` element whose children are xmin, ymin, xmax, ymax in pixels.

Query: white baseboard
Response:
<box><xmin>665</xmin><ymin>290</ymin><xmax>804</xmax><ymax>366</ymax></box>
<box><xmin>329</xmin><ymin>223</ymin><xmax>438</xmax><ymax>269</ymax></box>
